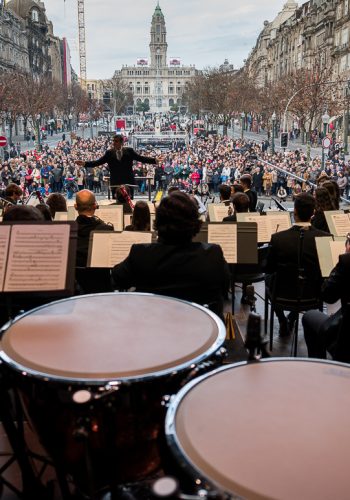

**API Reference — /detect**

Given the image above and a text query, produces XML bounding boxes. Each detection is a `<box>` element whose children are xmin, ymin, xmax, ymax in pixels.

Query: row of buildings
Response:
<box><xmin>1</xmin><ymin>0</ymin><xmax>72</xmax><ymax>86</ymax></box>
<box><xmin>245</xmin><ymin>0</ymin><xmax>350</xmax><ymax>87</ymax></box>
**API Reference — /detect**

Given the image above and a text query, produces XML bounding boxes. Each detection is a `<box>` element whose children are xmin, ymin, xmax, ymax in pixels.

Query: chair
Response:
<box><xmin>230</xmin><ymin>245</ymin><xmax>269</xmax><ymax>315</ymax></box>
<box><xmin>267</xmin><ymin>263</ymin><xmax>322</xmax><ymax>356</ymax></box>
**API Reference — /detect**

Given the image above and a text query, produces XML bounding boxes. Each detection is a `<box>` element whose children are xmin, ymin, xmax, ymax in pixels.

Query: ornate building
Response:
<box><xmin>6</xmin><ymin>0</ymin><xmax>69</xmax><ymax>84</ymax></box>
<box><xmin>114</xmin><ymin>3</ymin><xmax>198</xmax><ymax>113</ymax></box>
<box><xmin>0</xmin><ymin>7</ymin><xmax>29</xmax><ymax>73</ymax></box>
<box><xmin>245</xmin><ymin>0</ymin><xmax>350</xmax><ymax>85</ymax></box>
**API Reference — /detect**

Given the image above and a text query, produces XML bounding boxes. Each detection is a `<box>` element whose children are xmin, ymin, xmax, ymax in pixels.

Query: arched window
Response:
<box><xmin>144</xmin><ymin>98</ymin><xmax>149</xmax><ymax>105</ymax></box>
<box><xmin>136</xmin><ymin>98</ymin><xmax>142</xmax><ymax>105</ymax></box>
<box><xmin>31</xmin><ymin>9</ymin><xmax>39</xmax><ymax>22</ymax></box>
<box><xmin>169</xmin><ymin>98</ymin><xmax>174</xmax><ymax>106</ymax></box>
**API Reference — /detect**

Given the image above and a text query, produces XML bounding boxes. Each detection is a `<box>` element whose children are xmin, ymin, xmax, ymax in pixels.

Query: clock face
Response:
<box><xmin>156</xmin><ymin>48</ymin><xmax>160</xmax><ymax>54</ymax></box>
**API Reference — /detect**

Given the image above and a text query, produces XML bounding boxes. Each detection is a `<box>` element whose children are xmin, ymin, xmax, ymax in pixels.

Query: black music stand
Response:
<box><xmin>134</xmin><ymin>176</ymin><xmax>154</xmax><ymax>200</ymax></box>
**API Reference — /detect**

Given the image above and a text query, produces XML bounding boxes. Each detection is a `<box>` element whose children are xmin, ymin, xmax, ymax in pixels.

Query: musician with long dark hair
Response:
<box><xmin>75</xmin><ymin>134</ymin><xmax>157</xmax><ymax>199</ymax></box>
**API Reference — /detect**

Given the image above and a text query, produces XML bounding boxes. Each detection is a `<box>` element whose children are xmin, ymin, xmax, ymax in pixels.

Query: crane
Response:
<box><xmin>77</xmin><ymin>0</ymin><xmax>87</xmax><ymax>87</ymax></box>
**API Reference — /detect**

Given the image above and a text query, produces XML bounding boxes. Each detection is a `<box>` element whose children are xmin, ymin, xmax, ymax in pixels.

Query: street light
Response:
<box><xmin>36</xmin><ymin>114</ymin><xmax>41</xmax><ymax>151</ymax></box>
<box><xmin>241</xmin><ymin>112</ymin><xmax>245</xmax><ymax>140</ymax></box>
<box><xmin>271</xmin><ymin>111</ymin><xmax>277</xmax><ymax>154</ymax></box>
<box><xmin>68</xmin><ymin>113</ymin><xmax>73</xmax><ymax>131</ymax></box>
<box><xmin>321</xmin><ymin>111</ymin><xmax>330</xmax><ymax>170</ymax></box>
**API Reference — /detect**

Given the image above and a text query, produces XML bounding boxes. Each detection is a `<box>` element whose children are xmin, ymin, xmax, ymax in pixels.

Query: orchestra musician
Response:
<box><xmin>112</xmin><ymin>191</ymin><xmax>230</xmax><ymax>319</ymax></box>
<box><xmin>75</xmin><ymin>134</ymin><xmax>157</xmax><ymax>199</ymax></box>
<box><xmin>74</xmin><ymin>189</ymin><xmax>114</xmax><ymax>267</ymax></box>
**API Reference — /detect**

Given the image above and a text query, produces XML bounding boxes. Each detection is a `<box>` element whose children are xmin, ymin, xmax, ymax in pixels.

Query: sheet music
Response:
<box><xmin>330</xmin><ymin>240</ymin><xmax>346</xmax><ymax>270</ymax></box>
<box><xmin>98</xmin><ymin>199</ymin><xmax>115</xmax><ymax>206</ymax></box>
<box><xmin>54</xmin><ymin>211</ymin><xmax>68</xmax><ymax>221</ymax></box>
<box><xmin>316</xmin><ymin>236</ymin><xmax>346</xmax><ymax>278</ymax></box>
<box><xmin>208</xmin><ymin>204</ymin><xmax>231</xmax><ymax>222</ymax></box>
<box><xmin>329</xmin><ymin>213</ymin><xmax>350</xmax><ymax>237</ymax></box>
<box><xmin>124</xmin><ymin>214</ymin><xmax>132</xmax><ymax>228</ymax></box>
<box><xmin>208</xmin><ymin>223</ymin><xmax>237</xmax><ymax>263</ymax></box>
<box><xmin>89</xmin><ymin>231</ymin><xmax>152</xmax><ymax>267</ymax></box>
<box><xmin>95</xmin><ymin>206</ymin><xmax>123</xmax><ymax>231</ymax></box>
<box><xmin>4</xmin><ymin>225</ymin><xmax>70</xmax><ymax>291</ymax></box>
<box><xmin>146</xmin><ymin>201</ymin><xmax>156</xmax><ymax>214</ymax></box>
<box><xmin>237</xmin><ymin>212</ymin><xmax>290</xmax><ymax>242</ymax></box>
<box><xmin>67</xmin><ymin>206</ymin><xmax>76</xmax><ymax>221</ymax></box>
<box><xmin>0</xmin><ymin>226</ymin><xmax>10</xmax><ymax>290</ymax></box>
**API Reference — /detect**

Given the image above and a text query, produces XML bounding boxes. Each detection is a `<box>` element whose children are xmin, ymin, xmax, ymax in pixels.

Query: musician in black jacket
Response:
<box><xmin>75</xmin><ymin>135</ymin><xmax>157</xmax><ymax>198</ymax></box>
<box><xmin>112</xmin><ymin>191</ymin><xmax>230</xmax><ymax>319</ymax></box>
<box><xmin>75</xmin><ymin>189</ymin><xmax>114</xmax><ymax>267</ymax></box>
<box><xmin>303</xmin><ymin>243</ymin><xmax>350</xmax><ymax>359</ymax></box>
<box><xmin>265</xmin><ymin>193</ymin><xmax>329</xmax><ymax>336</ymax></box>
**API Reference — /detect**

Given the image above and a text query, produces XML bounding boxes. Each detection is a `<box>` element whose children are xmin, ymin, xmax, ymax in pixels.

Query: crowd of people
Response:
<box><xmin>1</xmin><ymin>132</ymin><xmax>350</xmax><ymax>203</ymax></box>
<box><xmin>0</xmin><ymin>129</ymin><xmax>350</xmax><ymax>362</ymax></box>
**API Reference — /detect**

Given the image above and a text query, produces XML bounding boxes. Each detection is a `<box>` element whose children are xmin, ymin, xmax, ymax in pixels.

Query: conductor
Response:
<box><xmin>75</xmin><ymin>134</ymin><xmax>157</xmax><ymax>198</ymax></box>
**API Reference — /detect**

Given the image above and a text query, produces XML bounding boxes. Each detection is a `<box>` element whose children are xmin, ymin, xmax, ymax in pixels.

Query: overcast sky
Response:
<box><xmin>43</xmin><ymin>0</ymin><xmax>294</xmax><ymax>79</ymax></box>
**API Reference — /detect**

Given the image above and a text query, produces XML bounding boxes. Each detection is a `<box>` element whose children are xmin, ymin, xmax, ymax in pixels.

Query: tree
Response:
<box><xmin>101</xmin><ymin>76</ymin><xmax>134</xmax><ymax>115</ymax></box>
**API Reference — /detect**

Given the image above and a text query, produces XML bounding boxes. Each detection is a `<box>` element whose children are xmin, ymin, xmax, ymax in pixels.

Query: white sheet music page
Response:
<box><xmin>0</xmin><ymin>226</ymin><xmax>11</xmax><ymax>290</ymax></box>
<box><xmin>209</xmin><ymin>204</ymin><xmax>231</xmax><ymax>222</ymax></box>
<box><xmin>330</xmin><ymin>240</ymin><xmax>346</xmax><ymax>269</ymax></box>
<box><xmin>330</xmin><ymin>213</ymin><xmax>350</xmax><ymax>237</ymax></box>
<box><xmin>208</xmin><ymin>224</ymin><xmax>237</xmax><ymax>263</ymax></box>
<box><xmin>4</xmin><ymin>225</ymin><xmax>70</xmax><ymax>291</ymax></box>
<box><xmin>95</xmin><ymin>206</ymin><xmax>123</xmax><ymax>231</ymax></box>
<box><xmin>89</xmin><ymin>232</ymin><xmax>152</xmax><ymax>267</ymax></box>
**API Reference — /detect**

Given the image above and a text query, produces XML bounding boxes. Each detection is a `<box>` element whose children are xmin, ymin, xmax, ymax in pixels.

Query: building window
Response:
<box><xmin>169</xmin><ymin>98</ymin><xmax>174</xmax><ymax>106</ymax></box>
<box><xmin>31</xmin><ymin>9</ymin><xmax>39</xmax><ymax>22</ymax></box>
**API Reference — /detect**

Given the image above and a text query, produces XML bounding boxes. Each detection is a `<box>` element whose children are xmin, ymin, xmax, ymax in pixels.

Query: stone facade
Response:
<box><xmin>5</xmin><ymin>0</ymin><xmax>68</xmax><ymax>84</ymax></box>
<box><xmin>0</xmin><ymin>7</ymin><xmax>29</xmax><ymax>73</ymax></box>
<box><xmin>245</xmin><ymin>0</ymin><xmax>350</xmax><ymax>86</ymax></box>
<box><xmin>87</xmin><ymin>3</ymin><xmax>198</xmax><ymax>114</ymax></box>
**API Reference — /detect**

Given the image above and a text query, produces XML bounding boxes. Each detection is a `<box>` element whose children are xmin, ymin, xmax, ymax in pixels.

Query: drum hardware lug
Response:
<box><xmin>161</xmin><ymin>395</ymin><xmax>174</xmax><ymax>408</ymax></box>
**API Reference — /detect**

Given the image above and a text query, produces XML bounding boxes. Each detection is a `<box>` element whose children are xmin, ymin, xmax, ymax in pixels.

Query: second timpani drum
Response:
<box><xmin>0</xmin><ymin>293</ymin><xmax>226</xmax><ymax>494</ymax></box>
<box><xmin>166</xmin><ymin>359</ymin><xmax>350</xmax><ymax>500</ymax></box>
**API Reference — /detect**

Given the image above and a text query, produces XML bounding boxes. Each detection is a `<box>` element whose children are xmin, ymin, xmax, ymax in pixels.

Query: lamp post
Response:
<box><xmin>321</xmin><ymin>111</ymin><xmax>330</xmax><ymax>170</ymax></box>
<box><xmin>36</xmin><ymin>114</ymin><xmax>41</xmax><ymax>151</ymax></box>
<box><xmin>271</xmin><ymin>111</ymin><xmax>276</xmax><ymax>155</ymax></box>
<box><xmin>68</xmin><ymin>113</ymin><xmax>73</xmax><ymax>131</ymax></box>
<box><xmin>241</xmin><ymin>112</ymin><xmax>245</xmax><ymax>140</ymax></box>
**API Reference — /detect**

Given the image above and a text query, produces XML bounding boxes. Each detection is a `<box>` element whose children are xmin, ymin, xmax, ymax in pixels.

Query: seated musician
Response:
<box><xmin>223</xmin><ymin>192</ymin><xmax>250</xmax><ymax>222</ymax></box>
<box><xmin>112</xmin><ymin>191</ymin><xmax>230</xmax><ymax>319</ymax></box>
<box><xmin>75</xmin><ymin>189</ymin><xmax>114</xmax><ymax>267</ymax></box>
<box><xmin>265</xmin><ymin>193</ymin><xmax>329</xmax><ymax>336</ymax></box>
<box><xmin>124</xmin><ymin>201</ymin><xmax>151</xmax><ymax>232</ymax></box>
<box><xmin>4</xmin><ymin>183</ymin><xmax>22</xmax><ymax>205</ymax></box>
<box><xmin>303</xmin><ymin>237</ymin><xmax>350</xmax><ymax>360</ymax></box>
<box><xmin>218</xmin><ymin>184</ymin><xmax>232</xmax><ymax>206</ymax></box>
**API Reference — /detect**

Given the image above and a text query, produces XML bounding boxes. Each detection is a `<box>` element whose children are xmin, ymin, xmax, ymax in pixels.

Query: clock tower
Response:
<box><xmin>149</xmin><ymin>2</ymin><xmax>167</xmax><ymax>68</ymax></box>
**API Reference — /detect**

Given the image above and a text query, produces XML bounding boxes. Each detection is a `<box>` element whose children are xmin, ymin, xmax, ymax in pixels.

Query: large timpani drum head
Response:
<box><xmin>166</xmin><ymin>359</ymin><xmax>350</xmax><ymax>500</ymax></box>
<box><xmin>0</xmin><ymin>293</ymin><xmax>225</xmax><ymax>491</ymax></box>
<box><xmin>0</xmin><ymin>293</ymin><xmax>225</xmax><ymax>382</ymax></box>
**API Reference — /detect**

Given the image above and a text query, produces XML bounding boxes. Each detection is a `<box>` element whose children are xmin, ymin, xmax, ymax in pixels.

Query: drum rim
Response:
<box><xmin>0</xmin><ymin>292</ymin><xmax>226</xmax><ymax>384</ymax></box>
<box><xmin>165</xmin><ymin>358</ymin><xmax>350</xmax><ymax>497</ymax></box>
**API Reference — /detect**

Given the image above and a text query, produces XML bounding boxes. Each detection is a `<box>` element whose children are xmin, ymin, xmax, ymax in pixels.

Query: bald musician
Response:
<box><xmin>75</xmin><ymin>189</ymin><xmax>114</xmax><ymax>267</ymax></box>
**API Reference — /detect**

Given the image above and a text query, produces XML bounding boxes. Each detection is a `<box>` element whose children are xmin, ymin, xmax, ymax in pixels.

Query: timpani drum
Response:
<box><xmin>0</xmin><ymin>293</ymin><xmax>225</xmax><ymax>495</ymax></box>
<box><xmin>166</xmin><ymin>359</ymin><xmax>350</xmax><ymax>500</ymax></box>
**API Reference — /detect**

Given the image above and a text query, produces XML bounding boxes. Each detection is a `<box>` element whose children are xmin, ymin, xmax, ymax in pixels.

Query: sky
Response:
<box><xmin>42</xmin><ymin>0</ymin><xmax>294</xmax><ymax>79</ymax></box>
